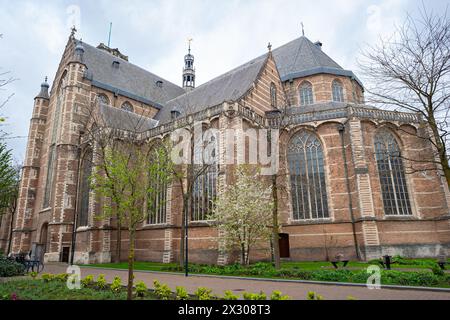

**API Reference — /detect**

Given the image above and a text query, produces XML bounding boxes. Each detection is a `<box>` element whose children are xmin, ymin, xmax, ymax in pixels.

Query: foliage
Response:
<box><xmin>347</xmin><ymin>295</ymin><xmax>357</xmax><ymax>300</ymax></box>
<box><xmin>194</xmin><ymin>287</ymin><xmax>214</xmax><ymax>300</ymax></box>
<box><xmin>270</xmin><ymin>290</ymin><xmax>290</xmax><ymax>300</ymax></box>
<box><xmin>28</xmin><ymin>271</ymin><xmax>38</xmax><ymax>279</ymax></box>
<box><xmin>0</xmin><ymin>142</ymin><xmax>19</xmax><ymax>212</ymax></box>
<box><xmin>175</xmin><ymin>286</ymin><xmax>189</xmax><ymax>300</ymax></box>
<box><xmin>81</xmin><ymin>275</ymin><xmax>95</xmax><ymax>288</ymax></box>
<box><xmin>306</xmin><ymin>291</ymin><xmax>324</xmax><ymax>300</ymax></box>
<box><xmin>242</xmin><ymin>291</ymin><xmax>267</xmax><ymax>300</ymax></box>
<box><xmin>110</xmin><ymin>276</ymin><xmax>122</xmax><ymax>293</ymax></box>
<box><xmin>96</xmin><ymin>274</ymin><xmax>108</xmax><ymax>289</ymax></box>
<box><xmin>90</xmin><ymin>142</ymin><xmax>173</xmax><ymax>299</ymax></box>
<box><xmin>153</xmin><ymin>280</ymin><xmax>172</xmax><ymax>300</ymax></box>
<box><xmin>209</xmin><ymin>165</ymin><xmax>273</xmax><ymax>265</ymax></box>
<box><xmin>134</xmin><ymin>280</ymin><xmax>148</xmax><ymax>298</ymax></box>
<box><xmin>222</xmin><ymin>290</ymin><xmax>239</xmax><ymax>300</ymax></box>
<box><xmin>0</xmin><ymin>256</ymin><xmax>25</xmax><ymax>277</ymax></box>
<box><xmin>431</xmin><ymin>264</ymin><xmax>445</xmax><ymax>277</ymax></box>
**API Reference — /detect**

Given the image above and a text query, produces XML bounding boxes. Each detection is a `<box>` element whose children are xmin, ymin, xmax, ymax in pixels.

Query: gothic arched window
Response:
<box><xmin>374</xmin><ymin>130</ymin><xmax>412</xmax><ymax>216</ymax></box>
<box><xmin>299</xmin><ymin>81</ymin><xmax>314</xmax><ymax>106</ymax></box>
<box><xmin>43</xmin><ymin>72</ymin><xmax>67</xmax><ymax>208</ymax></box>
<box><xmin>147</xmin><ymin>147</ymin><xmax>169</xmax><ymax>225</ymax></box>
<box><xmin>78</xmin><ymin>148</ymin><xmax>93</xmax><ymax>226</ymax></box>
<box><xmin>332</xmin><ymin>80</ymin><xmax>344</xmax><ymax>102</ymax></box>
<box><xmin>97</xmin><ymin>94</ymin><xmax>110</xmax><ymax>105</ymax></box>
<box><xmin>288</xmin><ymin>130</ymin><xmax>329</xmax><ymax>220</ymax></box>
<box><xmin>191</xmin><ymin>133</ymin><xmax>218</xmax><ymax>221</ymax></box>
<box><xmin>270</xmin><ymin>82</ymin><xmax>277</xmax><ymax>108</ymax></box>
<box><xmin>121</xmin><ymin>101</ymin><xmax>134</xmax><ymax>112</ymax></box>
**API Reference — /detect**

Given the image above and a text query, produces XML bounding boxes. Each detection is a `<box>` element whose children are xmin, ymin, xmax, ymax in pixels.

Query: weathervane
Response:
<box><xmin>188</xmin><ymin>37</ymin><xmax>193</xmax><ymax>53</ymax></box>
<box><xmin>301</xmin><ymin>22</ymin><xmax>305</xmax><ymax>36</ymax></box>
<box><xmin>70</xmin><ymin>25</ymin><xmax>77</xmax><ymax>38</ymax></box>
<box><xmin>267</xmin><ymin>42</ymin><xmax>272</xmax><ymax>52</ymax></box>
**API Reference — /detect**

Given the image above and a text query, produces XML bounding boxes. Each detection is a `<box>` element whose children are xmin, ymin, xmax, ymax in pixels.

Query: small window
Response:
<box><xmin>332</xmin><ymin>80</ymin><xmax>344</xmax><ymax>102</ymax></box>
<box><xmin>299</xmin><ymin>81</ymin><xmax>314</xmax><ymax>106</ymax></box>
<box><xmin>112</xmin><ymin>61</ymin><xmax>120</xmax><ymax>69</ymax></box>
<box><xmin>171</xmin><ymin>110</ymin><xmax>181</xmax><ymax>120</ymax></box>
<box><xmin>155</xmin><ymin>80</ymin><xmax>163</xmax><ymax>88</ymax></box>
<box><xmin>121</xmin><ymin>101</ymin><xmax>134</xmax><ymax>112</ymax></box>
<box><xmin>97</xmin><ymin>94</ymin><xmax>109</xmax><ymax>105</ymax></box>
<box><xmin>270</xmin><ymin>82</ymin><xmax>277</xmax><ymax>108</ymax></box>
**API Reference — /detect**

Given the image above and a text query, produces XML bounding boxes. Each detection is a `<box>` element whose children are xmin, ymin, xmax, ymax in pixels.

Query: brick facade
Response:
<box><xmin>9</xmin><ymin>34</ymin><xmax>450</xmax><ymax>265</ymax></box>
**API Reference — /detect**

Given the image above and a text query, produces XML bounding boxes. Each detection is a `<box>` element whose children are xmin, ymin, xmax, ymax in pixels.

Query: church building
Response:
<box><xmin>2</xmin><ymin>28</ymin><xmax>450</xmax><ymax>264</ymax></box>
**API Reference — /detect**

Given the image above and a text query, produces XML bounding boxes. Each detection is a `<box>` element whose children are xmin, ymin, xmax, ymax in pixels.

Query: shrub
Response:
<box><xmin>194</xmin><ymin>287</ymin><xmax>214</xmax><ymax>300</ymax></box>
<box><xmin>134</xmin><ymin>281</ymin><xmax>148</xmax><ymax>298</ymax></box>
<box><xmin>347</xmin><ymin>295</ymin><xmax>357</xmax><ymax>300</ymax></box>
<box><xmin>431</xmin><ymin>264</ymin><xmax>445</xmax><ymax>277</ymax></box>
<box><xmin>110</xmin><ymin>276</ymin><xmax>122</xmax><ymax>293</ymax></box>
<box><xmin>96</xmin><ymin>274</ymin><xmax>108</xmax><ymax>289</ymax></box>
<box><xmin>270</xmin><ymin>290</ymin><xmax>290</xmax><ymax>300</ymax></box>
<box><xmin>175</xmin><ymin>286</ymin><xmax>189</xmax><ymax>300</ymax></box>
<box><xmin>54</xmin><ymin>273</ymin><xmax>69</xmax><ymax>282</ymax></box>
<box><xmin>242</xmin><ymin>291</ymin><xmax>266</xmax><ymax>300</ymax></box>
<box><xmin>222</xmin><ymin>290</ymin><xmax>239</xmax><ymax>300</ymax></box>
<box><xmin>41</xmin><ymin>273</ymin><xmax>54</xmax><ymax>282</ymax></box>
<box><xmin>153</xmin><ymin>280</ymin><xmax>172</xmax><ymax>300</ymax></box>
<box><xmin>28</xmin><ymin>271</ymin><xmax>38</xmax><ymax>279</ymax></box>
<box><xmin>81</xmin><ymin>275</ymin><xmax>95</xmax><ymax>288</ymax></box>
<box><xmin>0</xmin><ymin>256</ymin><xmax>25</xmax><ymax>277</ymax></box>
<box><xmin>306</xmin><ymin>291</ymin><xmax>324</xmax><ymax>300</ymax></box>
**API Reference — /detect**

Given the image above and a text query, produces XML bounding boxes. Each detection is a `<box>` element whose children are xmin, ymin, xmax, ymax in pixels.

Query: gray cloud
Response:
<box><xmin>0</xmin><ymin>0</ymin><xmax>447</xmax><ymax>161</ymax></box>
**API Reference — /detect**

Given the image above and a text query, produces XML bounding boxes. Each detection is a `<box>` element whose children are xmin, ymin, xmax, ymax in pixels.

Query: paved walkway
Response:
<box><xmin>44</xmin><ymin>263</ymin><xmax>450</xmax><ymax>300</ymax></box>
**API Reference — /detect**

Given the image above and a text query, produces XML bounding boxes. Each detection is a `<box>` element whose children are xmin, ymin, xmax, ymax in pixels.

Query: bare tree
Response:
<box><xmin>359</xmin><ymin>6</ymin><xmax>450</xmax><ymax>185</ymax></box>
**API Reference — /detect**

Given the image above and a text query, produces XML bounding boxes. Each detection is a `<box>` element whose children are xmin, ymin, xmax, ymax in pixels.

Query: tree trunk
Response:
<box><xmin>271</xmin><ymin>174</ymin><xmax>281</xmax><ymax>269</ymax></box>
<box><xmin>115</xmin><ymin>220</ymin><xmax>122</xmax><ymax>263</ymax></box>
<box><xmin>428</xmin><ymin>112</ymin><xmax>450</xmax><ymax>187</ymax></box>
<box><xmin>127</xmin><ymin>228</ymin><xmax>135</xmax><ymax>300</ymax></box>
<box><xmin>179</xmin><ymin>195</ymin><xmax>188</xmax><ymax>267</ymax></box>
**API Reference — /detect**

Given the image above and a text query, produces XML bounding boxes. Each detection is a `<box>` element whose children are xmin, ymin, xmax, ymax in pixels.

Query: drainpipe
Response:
<box><xmin>338</xmin><ymin>123</ymin><xmax>361</xmax><ymax>260</ymax></box>
<box><xmin>70</xmin><ymin>130</ymin><xmax>84</xmax><ymax>265</ymax></box>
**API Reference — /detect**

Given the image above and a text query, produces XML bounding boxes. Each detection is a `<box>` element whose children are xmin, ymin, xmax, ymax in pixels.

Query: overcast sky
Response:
<box><xmin>0</xmin><ymin>0</ymin><xmax>448</xmax><ymax>161</ymax></box>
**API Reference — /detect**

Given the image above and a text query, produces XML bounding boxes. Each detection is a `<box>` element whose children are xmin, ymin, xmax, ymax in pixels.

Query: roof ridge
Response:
<box><xmin>81</xmin><ymin>40</ymin><xmax>184</xmax><ymax>91</ymax></box>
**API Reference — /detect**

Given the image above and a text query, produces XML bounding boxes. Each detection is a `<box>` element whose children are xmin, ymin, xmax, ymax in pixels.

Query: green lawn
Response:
<box><xmin>88</xmin><ymin>258</ymin><xmax>448</xmax><ymax>273</ymax></box>
<box><xmin>0</xmin><ymin>279</ymin><xmax>157</xmax><ymax>300</ymax></box>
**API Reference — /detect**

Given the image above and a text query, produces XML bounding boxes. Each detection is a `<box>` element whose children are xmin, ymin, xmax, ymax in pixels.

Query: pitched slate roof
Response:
<box><xmin>272</xmin><ymin>36</ymin><xmax>363</xmax><ymax>85</ymax></box>
<box><xmin>155</xmin><ymin>53</ymin><xmax>268</xmax><ymax>123</ymax></box>
<box><xmin>81</xmin><ymin>41</ymin><xmax>185</xmax><ymax>109</ymax></box>
<box><xmin>98</xmin><ymin>103</ymin><xmax>158</xmax><ymax>132</ymax></box>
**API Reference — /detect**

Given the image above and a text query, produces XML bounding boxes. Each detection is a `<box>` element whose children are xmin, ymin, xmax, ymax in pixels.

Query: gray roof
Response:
<box><xmin>155</xmin><ymin>53</ymin><xmax>268</xmax><ymax>123</ymax></box>
<box><xmin>80</xmin><ymin>41</ymin><xmax>185</xmax><ymax>109</ymax></box>
<box><xmin>98</xmin><ymin>103</ymin><xmax>158</xmax><ymax>132</ymax></box>
<box><xmin>272</xmin><ymin>36</ymin><xmax>363</xmax><ymax>86</ymax></box>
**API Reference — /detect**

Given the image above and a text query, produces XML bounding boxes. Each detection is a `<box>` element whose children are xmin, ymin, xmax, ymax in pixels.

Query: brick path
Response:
<box><xmin>43</xmin><ymin>263</ymin><xmax>450</xmax><ymax>300</ymax></box>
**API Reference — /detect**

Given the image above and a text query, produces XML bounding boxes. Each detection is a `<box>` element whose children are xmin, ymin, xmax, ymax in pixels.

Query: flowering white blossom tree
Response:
<box><xmin>209</xmin><ymin>165</ymin><xmax>273</xmax><ymax>265</ymax></box>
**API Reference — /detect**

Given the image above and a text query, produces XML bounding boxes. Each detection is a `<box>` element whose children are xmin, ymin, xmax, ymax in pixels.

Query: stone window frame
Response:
<box><xmin>43</xmin><ymin>71</ymin><xmax>67</xmax><ymax>209</ymax></box>
<box><xmin>77</xmin><ymin>147</ymin><xmax>94</xmax><ymax>227</ymax></box>
<box><xmin>298</xmin><ymin>81</ymin><xmax>314</xmax><ymax>106</ymax></box>
<box><xmin>190</xmin><ymin>126</ymin><xmax>219</xmax><ymax>223</ymax></box>
<box><xmin>97</xmin><ymin>93</ymin><xmax>110</xmax><ymax>106</ymax></box>
<box><xmin>145</xmin><ymin>144</ymin><xmax>170</xmax><ymax>226</ymax></box>
<box><xmin>270</xmin><ymin>82</ymin><xmax>277</xmax><ymax>108</ymax></box>
<box><xmin>331</xmin><ymin>79</ymin><xmax>345</xmax><ymax>103</ymax></box>
<box><xmin>372</xmin><ymin>128</ymin><xmax>415</xmax><ymax>217</ymax></box>
<box><xmin>285</xmin><ymin>128</ymin><xmax>333</xmax><ymax>222</ymax></box>
<box><xmin>121</xmin><ymin>101</ymin><xmax>134</xmax><ymax>113</ymax></box>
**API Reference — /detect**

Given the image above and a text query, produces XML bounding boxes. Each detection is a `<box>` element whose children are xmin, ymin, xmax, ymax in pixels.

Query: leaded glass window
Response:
<box><xmin>270</xmin><ymin>82</ymin><xmax>277</xmax><ymax>108</ymax></box>
<box><xmin>78</xmin><ymin>148</ymin><xmax>93</xmax><ymax>226</ymax></box>
<box><xmin>97</xmin><ymin>94</ymin><xmax>109</xmax><ymax>105</ymax></box>
<box><xmin>121</xmin><ymin>101</ymin><xmax>134</xmax><ymax>112</ymax></box>
<box><xmin>332</xmin><ymin>80</ymin><xmax>344</xmax><ymax>102</ymax></box>
<box><xmin>43</xmin><ymin>75</ymin><xmax>66</xmax><ymax>208</ymax></box>
<box><xmin>191</xmin><ymin>134</ymin><xmax>218</xmax><ymax>221</ymax></box>
<box><xmin>299</xmin><ymin>81</ymin><xmax>314</xmax><ymax>106</ymax></box>
<box><xmin>147</xmin><ymin>148</ymin><xmax>168</xmax><ymax>225</ymax></box>
<box><xmin>374</xmin><ymin>130</ymin><xmax>412</xmax><ymax>216</ymax></box>
<box><xmin>288</xmin><ymin>130</ymin><xmax>329</xmax><ymax>220</ymax></box>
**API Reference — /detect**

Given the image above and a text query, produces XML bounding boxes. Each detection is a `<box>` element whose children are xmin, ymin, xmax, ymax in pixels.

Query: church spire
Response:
<box><xmin>182</xmin><ymin>38</ymin><xmax>195</xmax><ymax>91</ymax></box>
